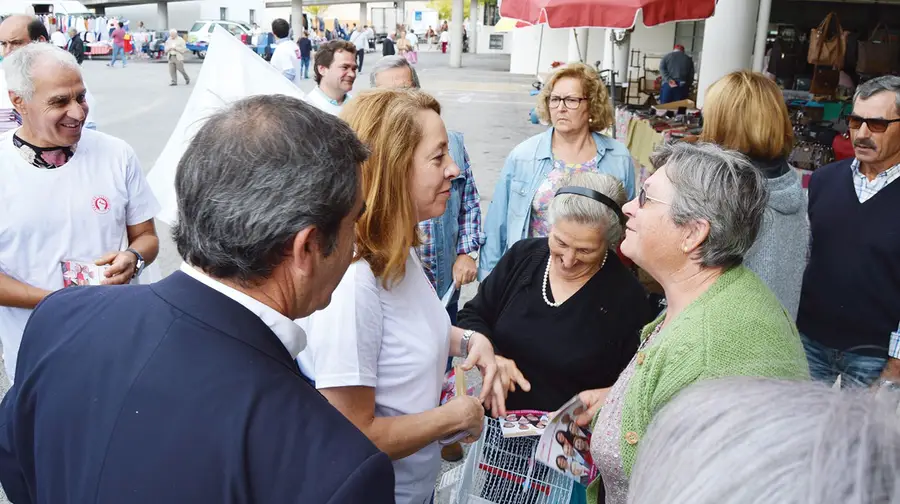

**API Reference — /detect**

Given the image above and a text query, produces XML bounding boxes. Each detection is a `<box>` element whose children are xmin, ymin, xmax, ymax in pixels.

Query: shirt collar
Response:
<box><xmin>180</xmin><ymin>263</ymin><xmax>307</xmax><ymax>358</ymax></box>
<box><xmin>314</xmin><ymin>85</ymin><xmax>349</xmax><ymax>106</ymax></box>
<box><xmin>851</xmin><ymin>157</ymin><xmax>900</xmax><ymax>179</ymax></box>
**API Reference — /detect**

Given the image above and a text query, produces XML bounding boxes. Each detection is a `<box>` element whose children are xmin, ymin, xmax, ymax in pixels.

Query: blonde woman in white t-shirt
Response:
<box><xmin>296</xmin><ymin>89</ymin><xmax>507</xmax><ymax>504</ymax></box>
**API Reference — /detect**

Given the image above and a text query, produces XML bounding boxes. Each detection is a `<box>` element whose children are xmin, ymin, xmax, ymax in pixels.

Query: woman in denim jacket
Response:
<box><xmin>479</xmin><ymin>63</ymin><xmax>636</xmax><ymax>279</ymax></box>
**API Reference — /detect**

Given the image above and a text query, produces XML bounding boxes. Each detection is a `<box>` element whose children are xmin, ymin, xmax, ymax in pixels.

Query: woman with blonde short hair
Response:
<box><xmin>479</xmin><ymin>63</ymin><xmax>635</xmax><ymax>279</ymax></box>
<box><xmin>296</xmin><ymin>89</ymin><xmax>505</xmax><ymax>504</ymax></box>
<box><xmin>699</xmin><ymin>70</ymin><xmax>808</xmax><ymax>320</ymax></box>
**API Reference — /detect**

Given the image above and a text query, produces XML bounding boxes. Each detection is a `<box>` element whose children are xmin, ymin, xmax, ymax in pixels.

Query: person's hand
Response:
<box><xmin>668</xmin><ymin>79</ymin><xmax>678</xmax><ymax>87</ymax></box>
<box><xmin>444</xmin><ymin>395</ymin><xmax>484</xmax><ymax>443</ymax></box>
<box><xmin>459</xmin><ymin>332</ymin><xmax>504</xmax><ymax>417</ymax></box>
<box><xmin>574</xmin><ymin>388</ymin><xmax>610</xmax><ymax>427</ymax></box>
<box><xmin>452</xmin><ymin>254</ymin><xmax>477</xmax><ymax>289</ymax></box>
<box><xmin>495</xmin><ymin>355</ymin><xmax>531</xmax><ymax>396</ymax></box>
<box><xmin>95</xmin><ymin>251</ymin><xmax>137</xmax><ymax>285</ymax></box>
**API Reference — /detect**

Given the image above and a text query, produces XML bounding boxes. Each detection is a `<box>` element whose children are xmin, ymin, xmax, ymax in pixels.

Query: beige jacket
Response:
<box><xmin>165</xmin><ymin>37</ymin><xmax>187</xmax><ymax>62</ymax></box>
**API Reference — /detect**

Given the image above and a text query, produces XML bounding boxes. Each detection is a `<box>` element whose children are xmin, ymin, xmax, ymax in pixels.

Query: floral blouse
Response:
<box><xmin>528</xmin><ymin>157</ymin><xmax>599</xmax><ymax>237</ymax></box>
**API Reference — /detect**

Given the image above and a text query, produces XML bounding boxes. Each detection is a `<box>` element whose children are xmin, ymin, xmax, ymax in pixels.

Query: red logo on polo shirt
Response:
<box><xmin>92</xmin><ymin>196</ymin><xmax>111</xmax><ymax>214</ymax></box>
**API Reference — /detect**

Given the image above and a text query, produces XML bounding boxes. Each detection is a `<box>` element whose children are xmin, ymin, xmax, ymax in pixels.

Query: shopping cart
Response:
<box><xmin>436</xmin><ymin>417</ymin><xmax>574</xmax><ymax>504</ymax></box>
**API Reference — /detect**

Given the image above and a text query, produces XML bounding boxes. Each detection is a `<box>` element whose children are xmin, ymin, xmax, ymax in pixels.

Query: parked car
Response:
<box><xmin>186</xmin><ymin>19</ymin><xmax>251</xmax><ymax>59</ymax></box>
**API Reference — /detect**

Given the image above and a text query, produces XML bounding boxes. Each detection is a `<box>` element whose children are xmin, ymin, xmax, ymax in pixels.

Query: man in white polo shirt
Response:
<box><xmin>305</xmin><ymin>39</ymin><xmax>357</xmax><ymax>116</ymax></box>
<box><xmin>269</xmin><ymin>18</ymin><xmax>302</xmax><ymax>88</ymax></box>
<box><xmin>349</xmin><ymin>24</ymin><xmax>369</xmax><ymax>73</ymax></box>
<box><xmin>0</xmin><ymin>43</ymin><xmax>160</xmax><ymax>382</ymax></box>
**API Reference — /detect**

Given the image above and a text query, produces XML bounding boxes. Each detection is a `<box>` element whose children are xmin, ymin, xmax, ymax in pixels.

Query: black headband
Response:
<box><xmin>555</xmin><ymin>186</ymin><xmax>626</xmax><ymax>225</ymax></box>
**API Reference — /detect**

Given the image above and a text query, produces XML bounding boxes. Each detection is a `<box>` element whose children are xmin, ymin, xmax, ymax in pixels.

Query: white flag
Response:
<box><xmin>146</xmin><ymin>26</ymin><xmax>306</xmax><ymax>226</ymax></box>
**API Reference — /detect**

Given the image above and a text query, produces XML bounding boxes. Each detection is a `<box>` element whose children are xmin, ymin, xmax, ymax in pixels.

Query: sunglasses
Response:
<box><xmin>638</xmin><ymin>185</ymin><xmax>670</xmax><ymax>208</ymax></box>
<box><xmin>847</xmin><ymin>115</ymin><xmax>900</xmax><ymax>133</ymax></box>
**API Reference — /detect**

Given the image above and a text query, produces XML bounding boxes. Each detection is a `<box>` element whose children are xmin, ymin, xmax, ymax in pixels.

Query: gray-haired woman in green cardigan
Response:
<box><xmin>575</xmin><ymin>142</ymin><xmax>810</xmax><ymax>504</ymax></box>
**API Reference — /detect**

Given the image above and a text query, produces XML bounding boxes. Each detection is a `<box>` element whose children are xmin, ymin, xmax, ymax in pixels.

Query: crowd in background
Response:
<box><xmin>0</xmin><ymin>11</ymin><xmax>897</xmax><ymax>504</ymax></box>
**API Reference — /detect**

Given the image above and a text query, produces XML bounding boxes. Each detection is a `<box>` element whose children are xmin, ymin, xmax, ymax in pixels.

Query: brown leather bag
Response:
<box><xmin>810</xmin><ymin>66</ymin><xmax>840</xmax><ymax>96</ymax></box>
<box><xmin>857</xmin><ymin>24</ymin><xmax>893</xmax><ymax>74</ymax></box>
<box><xmin>808</xmin><ymin>12</ymin><xmax>847</xmax><ymax>69</ymax></box>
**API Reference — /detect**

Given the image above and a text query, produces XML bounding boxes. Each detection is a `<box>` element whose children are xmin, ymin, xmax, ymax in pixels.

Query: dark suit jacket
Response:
<box><xmin>0</xmin><ymin>272</ymin><xmax>395</xmax><ymax>504</ymax></box>
<box><xmin>67</xmin><ymin>34</ymin><xmax>85</xmax><ymax>64</ymax></box>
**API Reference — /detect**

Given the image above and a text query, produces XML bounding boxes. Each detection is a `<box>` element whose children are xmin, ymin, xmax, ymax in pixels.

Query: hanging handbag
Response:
<box><xmin>808</xmin><ymin>12</ymin><xmax>847</xmax><ymax>69</ymax></box>
<box><xmin>810</xmin><ymin>66</ymin><xmax>840</xmax><ymax>97</ymax></box>
<box><xmin>857</xmin><ymin>23</ymin><xmax>893</xmax><ymax>75</ymax></box>
<box><xmin>832</xmin><ymin>131</ymin><xmax>855</xmax><ymax>161</ymax></box>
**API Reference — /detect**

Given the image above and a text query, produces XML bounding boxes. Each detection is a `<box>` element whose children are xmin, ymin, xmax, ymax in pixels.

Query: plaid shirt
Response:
<box><xmin>417</xmin><ymin>146</ymin><xmax>485</xmax><ymax>289</ymax></box>
<box><xmin>851</xmin><ymin>158</ymin><xmax>900</xmax><ymax>203</ymax></box>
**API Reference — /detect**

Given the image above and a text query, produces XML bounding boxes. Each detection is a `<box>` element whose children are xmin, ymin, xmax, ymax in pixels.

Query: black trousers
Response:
<box><xmin>356</xmin><ymin>49</ymin><xmax>365</xmax><ymax>72</ymax></box>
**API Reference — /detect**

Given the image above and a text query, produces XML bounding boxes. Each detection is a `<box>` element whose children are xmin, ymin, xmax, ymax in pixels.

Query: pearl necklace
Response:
<box><xmin>542</xmin><ymin>251</ymin><xmax>608</xmax><ymax>307</ymax></box>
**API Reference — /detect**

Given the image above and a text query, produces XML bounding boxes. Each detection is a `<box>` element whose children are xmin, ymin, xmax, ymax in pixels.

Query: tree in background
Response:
<box><xmin>427</xmin><ymin>0</ymin><xmax>471</xmax><ymax>22</ymax></box>
<box><xmin>426</xmin><ymin>0</ymin><xmax>497</xmax><ymax>23</ymax></box>
<box><xmin>305</xmin><ymin>6</ymin><xmax>329</xmax><ymax>19</ymax></box>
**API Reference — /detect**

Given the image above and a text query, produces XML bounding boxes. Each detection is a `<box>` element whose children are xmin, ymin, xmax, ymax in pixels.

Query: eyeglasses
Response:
<box><xmin>548</xmin><ymin>95</ymin><xmax>587</xmax><ymax>109</ymax></box>
<box><xmin>847</xmin><ymin>114</ymin><xmax>900</xmax><ymax>133</ymax></box>
<box><xmin>638</xmin><ymin>185</ymin><xmax>670</xmax><ymax>208</ymax></box>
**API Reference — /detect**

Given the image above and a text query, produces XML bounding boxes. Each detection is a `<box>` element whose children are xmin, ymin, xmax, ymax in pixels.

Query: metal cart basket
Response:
<box><xmin>436</xmin><ymin>417</ymin><xmax>574</xmax><ymax>504</ymax></box>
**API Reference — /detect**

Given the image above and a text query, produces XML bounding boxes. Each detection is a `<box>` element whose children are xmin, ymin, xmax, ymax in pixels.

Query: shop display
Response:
<box><xmin>857</xmin><ymin>24</ymin><xmax>896</xmax><ymax>75</ymax></box>
<box><xmin>808</xmin><ymin>12</ymin><xmax>847</xmax><ymax>69</ymax></box>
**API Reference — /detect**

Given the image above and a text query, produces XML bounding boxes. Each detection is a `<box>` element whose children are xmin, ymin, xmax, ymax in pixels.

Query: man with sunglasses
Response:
<box><xmin>798</xmin><ymin>75</ymin><xmax>900</xmax><ymax>388</ymax></box>
<box><xmin>0</xmin><ymin>15</ymin><xmax>97</xmax><ymax>132</ymax></box>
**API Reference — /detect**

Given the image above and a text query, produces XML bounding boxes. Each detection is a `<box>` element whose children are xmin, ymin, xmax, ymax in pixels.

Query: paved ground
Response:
<box><xmin>0</xmin><ymin>47</ymin><xmax>547</xmax><ymax>499</ymax></box>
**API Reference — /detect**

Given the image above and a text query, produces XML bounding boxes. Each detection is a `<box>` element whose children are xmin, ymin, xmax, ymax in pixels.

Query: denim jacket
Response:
<box><xmin>420</xmin><ymin>130</ymin><xmax>484</xmax><ymax>304</ymax></box>
<box><xmin>478</xmin><ymin>128</ymin><xmax>635</xmax><ymax>280</ymax></box>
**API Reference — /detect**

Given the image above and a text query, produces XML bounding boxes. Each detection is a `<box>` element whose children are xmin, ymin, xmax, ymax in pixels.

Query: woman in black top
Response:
<box><xmin>458</xmin><ymin>172</ymin><xmax>649</xmax><ymax>414</ymax></box>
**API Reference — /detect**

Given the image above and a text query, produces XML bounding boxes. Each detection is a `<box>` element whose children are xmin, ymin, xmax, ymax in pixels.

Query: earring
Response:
<box><xmin>683</xmin><ymin>246</ymin><xmax>689</xmax><ymax>253</ymax></box>
<box><xmin>589</xmin><ymin>118</ymin><xmax>593</xmax><ymax>123</ymax></box>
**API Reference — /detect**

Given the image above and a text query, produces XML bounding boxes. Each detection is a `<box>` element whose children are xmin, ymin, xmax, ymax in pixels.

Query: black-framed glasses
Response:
<box><xmin>638</xmin><ymin>185</ymin><xmax>670</xmax><ymax>208</ymax></box>
<box><xmin>847</xmin><ymin>114</ymin><xmax>900</xmax><ymax>133</ymax></box>
<box><xmin>548</xmin><ymin>95</ymin><xmax>587</xmax><ymax>109</ymax></box>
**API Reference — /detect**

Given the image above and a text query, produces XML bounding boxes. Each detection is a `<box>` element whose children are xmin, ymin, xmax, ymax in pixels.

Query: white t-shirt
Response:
<box><xmin>304</xmin><ymin>86</ymin><xmax>350</xmax><ymax>117</ymax></box>
<box><xmin>296</xmin><ymin>250</ymin><xmax>451</xmax><ymax>504</ymax></box>
<box><xmin>439</xmin><ymin>31</ymin><xmax>450</xmax><ymax>43</ymax></box>
<box><xmin>270</xmin><ymin>38</ymin><xmax>303</xmax><ymax>87</ymax></box>
<box><xmin>350</xmin><ymin>30</ymin><xmax>368</xmax><ymax>51</ymax></box>
<box><xmin>406</xmin><ymin>32</ymin><xmax>418</xmax><ymax>50</ymax></box>
<box><xmin>0</xmin><ymin>128</ymin><xmax>160</xmax><ymax>379</ymax></box>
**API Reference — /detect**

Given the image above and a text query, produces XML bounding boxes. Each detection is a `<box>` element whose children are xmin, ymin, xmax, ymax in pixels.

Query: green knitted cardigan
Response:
<box><xmin>586</xmin><ymin>265</ymin><xmax>810</xmax><ymax>504</ymax></box>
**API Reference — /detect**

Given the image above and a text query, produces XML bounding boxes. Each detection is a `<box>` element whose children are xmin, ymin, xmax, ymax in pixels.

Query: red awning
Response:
<box><xmin>501</xmin><ymin>0</ymin><xmax>717</xmax><ymax>29</ymax></box>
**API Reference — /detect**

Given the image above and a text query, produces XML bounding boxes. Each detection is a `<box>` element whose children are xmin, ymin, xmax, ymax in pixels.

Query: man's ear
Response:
<box><xmin>10</xmin><ymin>92</ymin><xmax>24</xmax><ymax>115</ymax></box>
<box><xmin>290</xmin><ymin>226</ymin><xmax>318</xmax><ymax>275</ymax></box>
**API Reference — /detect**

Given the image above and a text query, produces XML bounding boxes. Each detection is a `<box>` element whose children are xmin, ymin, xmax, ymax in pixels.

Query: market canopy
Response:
<box><xmin>500</xmin><ymin>0</ymin><xmax>717</xmax><ymax>29</ymax></box>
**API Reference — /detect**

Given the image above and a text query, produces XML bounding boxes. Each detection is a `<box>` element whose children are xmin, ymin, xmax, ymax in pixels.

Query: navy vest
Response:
<box><xmin>797</xmin><ymin>159</ymin><xmax>900</xmax><ymax>354</ymax></box>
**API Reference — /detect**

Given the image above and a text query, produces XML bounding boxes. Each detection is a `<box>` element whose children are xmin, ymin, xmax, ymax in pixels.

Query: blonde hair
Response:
<box><xmin>536</xmin><ymin>63</ymin><xmax>613</xmax><ymax>132</ymax></box>
<box><xmin>699</xmin><ymin>70</ymin><xmax>794</xmax><ymax>160</ymax></box>
<box><xmin>340</xmin><ymin>89</ymin><xmax>442</xmax><ymax>289</ymax></box>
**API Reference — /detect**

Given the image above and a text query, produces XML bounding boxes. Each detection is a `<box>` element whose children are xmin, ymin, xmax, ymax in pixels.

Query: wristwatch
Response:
<box><xmin>126</xmin><ymin>248</ymin><xmax>146</xmax><ymax>278</ymax></box>
<box><xmin>461</xmin><ymin>329</ymin><xmax>474</xmax><ymax>358</ymax></box>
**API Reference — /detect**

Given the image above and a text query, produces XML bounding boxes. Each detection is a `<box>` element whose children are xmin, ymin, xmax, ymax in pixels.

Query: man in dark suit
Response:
<box><xmin>66</xmin><ymin>28</ymin><xmax>85</xmax><ymax>64</ymax></box>
<box><xmin>0</xmin><ymin>95</ymin><xmax>396</xmax><ymax>503</ymax></box>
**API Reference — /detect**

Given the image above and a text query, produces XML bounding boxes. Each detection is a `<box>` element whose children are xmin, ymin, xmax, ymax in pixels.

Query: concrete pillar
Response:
<box><xmin>396</xmin><ymin>0</ymin><xmax>405</xmax><ymax>31</ymax></box>
<box><xmin>156</xmin><ymin>2</ymin><xmax>168</xmax><ymax>30</ymax></box>
<box><xmin>359</xmin><ymin>3</ymin><xmax>368</xmax><ymax>26</ymax></box>
<box><xmin>449</xmin><ymin>0</ymin><xmax>464</xmax><ymax>67</ymax></box>
<box><xmin>696</xmin><ymin>0</ymin><xmax>760</xmax><ymax>107</ymax></box>
<box><xmin>291</xmin><ymin>0</ymin><xmax>304</xmax><ymax>41</ymax></box>
<box><xmin>468</xmin><ymin>0</ymin><xmax>478</xmax><ymax>54</ymax></box>
<box><xmin>751</xmin><ymin>0</ymin><xmax>773</xmax><ymax>72</ymax></box>
<box><xmin>567</xmin><ymin>28</ymin><xmax>588</xmax><ymax>62</ymax></box>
